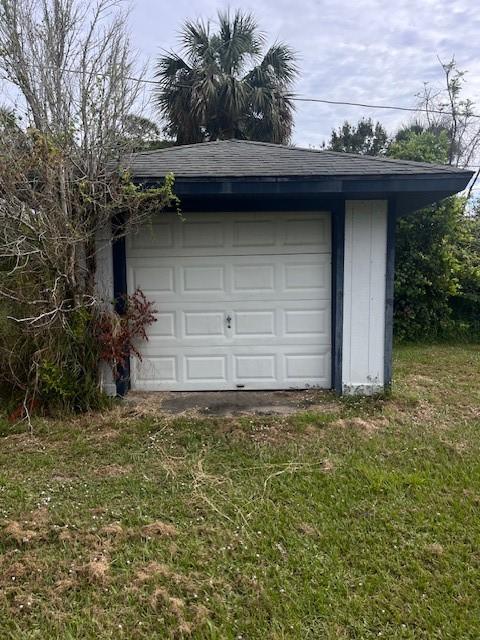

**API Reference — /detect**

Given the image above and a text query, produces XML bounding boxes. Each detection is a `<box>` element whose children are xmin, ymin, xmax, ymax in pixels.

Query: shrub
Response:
<box><xmin>0</xmin><ymin>288</ymin><xmax>157</xmax><ymax>418</ymax></box>
<box><xmin>94</xmin><ymin>289</ymin><xmax>157</xmax><ymax>381</ymax></box>
<box><xmin>394</xmin><ymin>197</ymin><xmax>480</xmax><ymax>342</ymax></box>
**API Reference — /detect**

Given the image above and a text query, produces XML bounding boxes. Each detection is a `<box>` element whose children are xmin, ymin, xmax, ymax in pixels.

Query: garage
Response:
<box><xmin>126</xmin><ymin>211</ymin><xmax>331</xmax><ymax>390</ymax></box>
<box><xmin>100</xmin><ymin>139</ymin><xmax>471</xmax><ymax>396</ymax></box>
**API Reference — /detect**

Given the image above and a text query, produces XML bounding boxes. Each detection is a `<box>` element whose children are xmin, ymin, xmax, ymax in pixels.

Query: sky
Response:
<box><xmin>129</xmin><ymin>0</ymin><xmax>480</xmax><ymax>148</ymax></box>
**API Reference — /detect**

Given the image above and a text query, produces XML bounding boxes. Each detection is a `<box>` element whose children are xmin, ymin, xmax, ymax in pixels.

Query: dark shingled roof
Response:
<box><xmin>124</xmin><ymin>139</ymin><xmax>471</xmax><ymax>180</ymax></box>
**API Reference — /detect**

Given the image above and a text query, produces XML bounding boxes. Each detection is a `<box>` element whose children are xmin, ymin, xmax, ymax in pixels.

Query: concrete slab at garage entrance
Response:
<box><xmin>126</xmin><ymin>389</ymin><xmax>337</xmax><ymax>417</ymax></box>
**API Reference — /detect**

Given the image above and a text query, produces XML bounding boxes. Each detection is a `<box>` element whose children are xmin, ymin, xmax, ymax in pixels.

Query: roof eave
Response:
<box><xmin>134</xmin><ymin>172</ymin><xmax>473</xmax><ymax>199</ymax></box>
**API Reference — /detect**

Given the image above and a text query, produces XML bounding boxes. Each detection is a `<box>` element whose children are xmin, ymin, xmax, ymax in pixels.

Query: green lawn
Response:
<box><xmin>1</xmin><ymin>344</ymin><xmax>480</xmax><ymax>639</ymax></box>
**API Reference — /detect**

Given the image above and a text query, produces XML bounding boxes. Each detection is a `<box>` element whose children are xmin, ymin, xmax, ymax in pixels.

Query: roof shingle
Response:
<box><xmin>123</xmin><ymin>139</ymin><xmax>470</xmax><ymax>179</ymax></box>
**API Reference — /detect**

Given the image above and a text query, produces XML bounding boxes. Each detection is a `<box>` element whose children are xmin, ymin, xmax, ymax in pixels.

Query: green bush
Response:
<box><xmin>0</xmin><ymin>298</ymin><xmax>108</xmax><ymax>416</ymax></box>
<box><xmin>394</xmin><ymin>197</ymin><xmax>480</xmax><ymax>342</ymax></box>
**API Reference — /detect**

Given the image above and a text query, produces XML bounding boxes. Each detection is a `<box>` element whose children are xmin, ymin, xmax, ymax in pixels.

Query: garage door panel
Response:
<box><xmin>285</xmin><ymin>309</ymin><xmax>329</xmax><ymax>336</ymax></box>
<box><xmin>185</xmin><ymin>356</ymin><xmax>227</xmax><ymax>381</ymax></box>
<box><xmin>233</xmin><ymin>311</ymin><xmax>276</xmax><ymax>337</ymax></box>
<box><xmin>285</xmin><ymin>353</ymin><xmax>329</xmax><ymax>380</ymax></box>
<box><xmin>138</xmin><ymin>299</ymin><xmax>330</xmax><ymax>347</ymax></box>
<box><xmin>135</xmin><ymin>356</ymin><xmax>177</xmax><ymax>383</ymax></box>
<box><xmin>129</xmin><ymin>254</ymin><xmax>330</xmax><ymax>301</ymax></box>
<box><xmin>235</xmin><ymin>355</ymin><xmax>276</xmax><ymax>381</ymax></box>
<box><xmin>149</xmin><ymin>312</ymin><xmax>176</xmax><ymax>337</ymax></box>
<box><xmin>131</xmin><ymin>266</ymin><xmax>174</xmax><ymax>292</ymax></box>
<box><xmin>183</xmin><ymin>265</ymin><xmax>225</xmax><ymax>292</ymax></box>
<box><xmin>283</xmin><ymin>216</ymin><xmax>330</xmax><ymax>249</ymax></box>
<box><xmin>181</xmin><ymin>220</ymin><xmax>225</xmax><ymax>248</ymax></box>
<box><xmin>132</xmin><ymin>345</ymin><xmax>331</xmax><ymax>390</ymax></box>
<box><xmin>233</xmin><ymin>219</ymin><xmax>277</xmax><ymax>247</ymax></box>
<box><xmin>232</xmin><ymin>264</ymin><xmax>275</xmax><ymax>292</ymax></box>
<box><xmin>129</xmin><ymin>222</ymin><xmax>174</xmax><ymax>251</ymax></box>
<box><xmin>184</xmin><ymin>311</ymin><xmax>225</xmax><ymax>337</ymax></box>
<box><xmin>284</xmin><ymin>260</ymin><xmax>329</xmax><ymax>292</ymax></box>
<box><xmin>127</xmin><ymin>212</ymin><xmax>331</xmax><ymax>257</ymax></box>
<box><xmin>127</xmin><ymin>211</ymin><xmax>331</xmax><ymax>390</ymax></box>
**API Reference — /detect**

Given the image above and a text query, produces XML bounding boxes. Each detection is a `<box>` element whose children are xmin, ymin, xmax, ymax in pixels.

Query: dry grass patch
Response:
<box><xmin>140</xmin><ymin>521</ymin><xmax>178</xmax><ymax>538</ymax></box>
<box><xmin>93</xmin><ymin>463</ymin><xmax>132</xmax><ymax>478</ymax></box>
<box><xmin>79</xmin><ymin>554</ymin><xmax>110</xmax><ymax>584</ymax></box>
<box><xmin>332</xmin><ymin>416</ymin><xmax>389</xmax><ymax>435</ymax></box>
<box><xmin>99</xmin><ymin>522</ymin><xmax>124</xmax><ymax>537</ymax></box>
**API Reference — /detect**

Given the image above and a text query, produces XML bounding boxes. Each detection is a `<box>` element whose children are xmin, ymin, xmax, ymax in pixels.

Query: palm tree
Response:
<box><xmin>155</xmin><ymin>11</ymin><xmax>298</xmax><ymax>145</ymax></box>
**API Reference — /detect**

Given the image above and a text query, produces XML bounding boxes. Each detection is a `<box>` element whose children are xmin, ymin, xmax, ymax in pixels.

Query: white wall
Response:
<box><xmin>95</xmin><ymin>224</ymin><xmax>116</xmax><ymax>396</ymax></box>
<box><xmin>342</xmin><ymin>200</ymin><xmax>387</xmax><ymax>395</ymax></box>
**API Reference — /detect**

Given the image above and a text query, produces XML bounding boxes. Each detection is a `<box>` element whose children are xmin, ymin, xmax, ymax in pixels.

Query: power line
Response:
<box><xmin>2</xmin><ymin>63</ymin><xmax>480</xmax><ymax>120</ymax></box>
<box><xmin>292</xmin><ymin>96</ymin><xmax>480</xmax><ymax>119</ymax></box>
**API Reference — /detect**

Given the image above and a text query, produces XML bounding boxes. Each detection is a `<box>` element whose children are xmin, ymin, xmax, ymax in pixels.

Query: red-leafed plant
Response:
<box><xmin>95</xmin><ymin>289</ymin><xmax>157</xmax><ymax>379</ymax></box>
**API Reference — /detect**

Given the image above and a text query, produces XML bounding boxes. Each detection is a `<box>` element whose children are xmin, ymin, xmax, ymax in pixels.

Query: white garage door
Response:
<box><xmin>126</xmin><ymin>212</ymin><xmax>331</xmax><ymax>390</ymax></box>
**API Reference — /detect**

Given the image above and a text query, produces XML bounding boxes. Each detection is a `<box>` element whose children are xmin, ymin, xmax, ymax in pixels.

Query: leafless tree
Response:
<box><xmin>417</xmin><ymin>58</ymin><xmax>480</xmax><ymax>170</ymax></box>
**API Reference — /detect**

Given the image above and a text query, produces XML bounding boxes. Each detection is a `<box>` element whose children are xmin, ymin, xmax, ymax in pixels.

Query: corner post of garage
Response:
<box><xmin>111</xmin><ymin>211</ymin><xmax>130</xmax><ymax>397</ymax></box>
<box><xmin>384</xmin><ymin>197</ymin><xmax>397</xmax><ymax>390</ymax></box>
<box><xmin>331</xmin><ymin>200</ymin><xmax>345</xmax><ymax>394</ymax></box>
<box><xmin>341</xmin><ymin>199</ymin><xmax>389</xmax><ymax>395</ymax></box>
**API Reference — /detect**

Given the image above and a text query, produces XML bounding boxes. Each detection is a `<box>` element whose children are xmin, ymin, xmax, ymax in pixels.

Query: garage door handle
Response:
<box><xmin>225</xmin><ymin>314</ymin><xmax>232</xmax><ymax>329</ymax></box>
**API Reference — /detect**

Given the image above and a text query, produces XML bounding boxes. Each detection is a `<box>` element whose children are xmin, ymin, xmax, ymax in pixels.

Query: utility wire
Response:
<box><xmin>2</xmin><ymin>63</ymin><xmax>480</xmax><ymax>120</ymax></box>
<box><xmin>292</xmin><ymin>95</ymin><xmax>480</xmax><ymax>119</ymax></box>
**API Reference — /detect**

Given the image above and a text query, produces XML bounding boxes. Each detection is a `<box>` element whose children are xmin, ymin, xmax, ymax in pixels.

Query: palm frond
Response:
<box><xmin>217</xmin><ymin>9</ymin><xmax>265</xmax><ymax>74</ymax></box>
<box><xmin>256</xmin><ymin>42</ymin><xmax>298</xmax><ymax>85</ymax></box>
<box><xmin>155</xmin><ymin>53</ymin><xmax>191</xmax><ymax>84</ymax></box>
<box><xmin>180</xmin><ymin>19</ymin><xmax>215</xmax><ymax>65</ymax></box>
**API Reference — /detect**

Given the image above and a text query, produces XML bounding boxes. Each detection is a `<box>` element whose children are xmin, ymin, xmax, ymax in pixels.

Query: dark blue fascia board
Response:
<box><xmin>136</xmin><ymin>172</ymin><xmax>472</xmax><ymax>199</ymax></box>
<box><xmin>111</xmin><ymin>212</ymin><xmax>130</xmax><ymax>397</ymax></box>
<box><xmin>331</xmin><ymin>202</ymin><xmax>345</xmax><ymax>394</ymax></box>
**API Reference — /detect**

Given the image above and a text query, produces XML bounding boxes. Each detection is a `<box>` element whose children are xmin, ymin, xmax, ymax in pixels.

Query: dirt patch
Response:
<box><xmin>425</xmin><ymin>543</ymin><xmax>444</xmax><ymax>556</ymax></box>
<box><xmin>58</xmin><ymin>529</ymin><xmax>73</xmax><ymax>542</ymax></box>
<box><xmin>54</xmin><ymin>577</ymin><xmax>78</xmax><ymax>593</ymax></box>
<box><xmin>322</xmin><ymin>458</ymin><xmax>335</xmax><ymax>472</ymax></box>
<box><xmin>1</xmin><ymin>433</ymin><xmax>48</xmax><ymax>453</ymax></box>
<box><xmin>135</xmin><ymin>562</ymin><xmax>172</xmax><ymax>583</ymax></box>
<box><xmin>297</xmin><ymin>522</ymin><xmax>319</xmax><ymax>537</ymax></box>
<box><xmin>0</xmin><ymin>551</ymin><xmax>46</xmax><ymax>591</ymax></box>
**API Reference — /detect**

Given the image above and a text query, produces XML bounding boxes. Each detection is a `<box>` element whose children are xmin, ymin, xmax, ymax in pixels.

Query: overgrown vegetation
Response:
<box><xmin>326</xmin><ymin>59</ymin><xmax>480</xmax><ymax>342</ymax></box>
<box><xmin>0</xmin><ymin>345</ymin><xmax>479</xmax><ymax>638</ymax></box>
<box><xmin>0</xmin><ymin>0</ymin><xmax>176</xmax><ymax>415</ymax></box>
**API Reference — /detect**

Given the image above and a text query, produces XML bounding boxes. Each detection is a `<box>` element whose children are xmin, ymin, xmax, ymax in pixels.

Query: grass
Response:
<box><xmin>0</xmin><ymin>344</ymin><xmax>479</xmax><ymax>639</ymax></box>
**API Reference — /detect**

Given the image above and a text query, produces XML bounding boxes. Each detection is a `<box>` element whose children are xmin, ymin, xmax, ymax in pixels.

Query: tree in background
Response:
<box><xmin>418</xmin><ymin>58</ymin><xmax>480</xmax><ymax>169</ymax></box>
<box><xmin>388</xmin><ymin>124</ymin><xmax>450</xmax><ymax>164</ymax></box>
<box><xmin>155</xmin><ymin>10</ymin><xmax>298</xmax><ymax>145</ymax></box>
<box><xmin>325</xmin><ymin>60</ymin><xmax>480</xmax><ymax>341</ymax></box>
<box><xmin>120</xmin><ymin>114</ymin><xmax>173</xmax><ymax>151</ymax></box>
<box><xmin>388</xmin><ymin>125</ymin><xmax>480</xmax><ymax>340</ymax></box>
<box><xmin>326</xmin><ymin>118</ymin><xmax>388</xmax><ymax>155</ymax></box>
